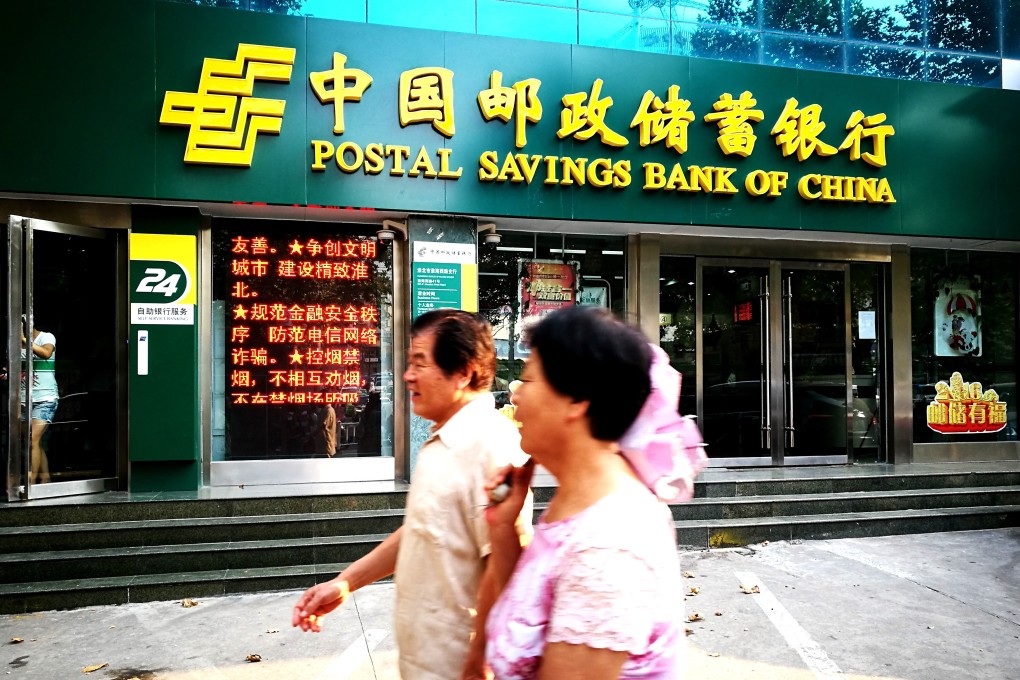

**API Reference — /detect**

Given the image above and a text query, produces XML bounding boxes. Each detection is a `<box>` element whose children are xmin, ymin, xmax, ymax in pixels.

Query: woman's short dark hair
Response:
<box><xmin>526</xmin><ymin>306</ymin><xmax>651</xmax><ymax>442</ymax></box>
<box><xmin>411</xmin><ymin>309</ymin><xmax>496</xmax><ymax>391</ymax></box>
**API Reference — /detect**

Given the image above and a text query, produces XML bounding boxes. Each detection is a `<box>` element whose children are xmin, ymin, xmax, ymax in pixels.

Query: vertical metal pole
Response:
<box><xmin>844</xmin><ymin>266</ymin><xmax>854</xmax><ymax>463</ymax></box>
<box><xmin>5</xmin><ymin>218</ymin><xmax>25</xmax><ymax>501</ymax></box>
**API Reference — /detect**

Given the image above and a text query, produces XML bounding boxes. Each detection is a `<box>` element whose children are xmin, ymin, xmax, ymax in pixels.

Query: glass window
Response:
<box><xmin>763</xmin><ymin>33</ymin><xmax>844</xmax><ymax>72</ymax></box>
<box><xmin>925</xmin><ymin>52</ymin><xmax>1002</xmax><ymax>88</ymax></box>
<box><xmin>926</xmin><ymin>0</ymin><xmax>998</xmax><ymax>55</ymax></box>
<box><xmin>580</xmin><ymin>10</ymin><xmax>670</xmax><ymax>54</ymax></box>
<box><xmin>850</xmin><ymin>263</ymin><xmax>884</xmax><ymax>462</ymax></box>
<box><xmin>763</xmin><ymin>0</ymin><xmax>842</xmax><ymax>38</ymax></box>
<box><xmin>690</xmin><ymin>0</ymin><xmax>758</xmax><ymax>29</ymax></box>
<box><xmin>686</xmin><ymin>21</ymin><xmax>762</xmax><ymax>63</ymax></box>
<box><xmin>478</xmin><ymin>231</ymin><xmax>627</xmax><ymax>403</ymax></box>
<box><xmin>659</xmin><ymin>257</ymin><xmax>697</xmax><ymax>418</ymax></box>
<box><xmin>910</xmin><ymin>249</ymin><xmax>1018</xmax><ymax>444</ymax></box>
<box><xmin>368</xmin><ymin>0</ymin><xmax>476</xmax><ymax>33</ymax></box>
<box><xmin>478</xmin><ymin>0</ymin><xmax>577</xmax><ymax>44</ymax></box>
<box><xmin>1007</xmin><ymin>0</ymin><xmax>1020</xmax><ymax>59</ymax></box>
<box><xmin>212</xmin><ymin>222</ymin><xmax>394</xmax><ymax>460</ymax></box>
<box><xmin>848</xmin><ymin>0</ymin><xmax>924</xmax><ymax>47</ymax></box>
<box><xmin>847</xmin><ymin>43</ymin><xmax>924</xmax><ymax>80</ymax></box>
<box><xmin>297</xmin><ymin>0</ymin><xmax>367</xmax><ymax>21</ymax></box>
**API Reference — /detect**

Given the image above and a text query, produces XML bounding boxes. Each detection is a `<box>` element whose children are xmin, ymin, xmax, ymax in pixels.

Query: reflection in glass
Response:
<box><xmin>579</xmin><ymin>11</ymin><xmax>670</xmax><ymax>54</ymax></box>
<box><xmin>926</xmin><ymin>0</ymin><xmax>998</xmax><ymax>55</ymax></box>
<box><xmin>848</xmin><ymin>0</ymin><xmax>923</xmax><ymax>47</ymax></box>
<box><xmin>212</xmin><ymin>224</ymin><xmax>394</xmax><ymax>460</ymax></box>
<box><xmin>763</xmin><ymin>33</ymin><xmax>844</xmax><ymax>72</ymax></box>
<box><xmin>701</xmin><ymin>266</ymin><xmax>768</xmax><ymax>459</ymax></box>
<box><xmin>478</xmin><ymin>231</ymin><xmax>626</xmax><ymax>405</ymax></box>
<box><xmin>659</xmin><ymin>257</ymin><xmax>697</xmax><ymax>418</ymax></box>
<box><xmin>925</xmin><ymin>52</ymin><xmax>1002</xmax><ymax>88</ymax></box>
<box><xmin>29</xmin><ymin>232</ymin><xmax>119</xmax><ymax>483</ymax></box>
<box><xmin>1007</xmin><ymin>0</ymin><xmax>1020</xmax><ymax>59</ymax></box>
<box><xmin>686</xmin><ymin>21</ymin><xmax>761</xmax><ymax>63</ymax></box>
<box><xmin>910</xmin><ymin>250</ymin><xmax>1018</xmax><ymax>444</ymax></box>
<box><xmin>763</xmin><ymin>0</ymin><xmax>842</xmax><ymax>37</ymax></box>
<box><xmin>847</xmin><ymin>43</ymin><xmax>924</xmax><ymax>80</ymax></box>
<box><xmin>692</xmin><ymin>0</ymin><xmax>758</xmax><ymax>29</ymax></box>
<box><xmin>478</xmin><ymin>0</ymin><xmax>578</xmax><ymax>44</ymax></box>
<box><xmin>850</xmin><ymin>263</ymin><xmax>883</xmax><ymax>462</ymax></box>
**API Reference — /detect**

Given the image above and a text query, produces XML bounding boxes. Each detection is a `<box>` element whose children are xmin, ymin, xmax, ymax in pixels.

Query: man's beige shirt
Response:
<box><xmin>394</xmin><ymin>392</ymin><xmax>532</xmax><ymax>680</ymax></box>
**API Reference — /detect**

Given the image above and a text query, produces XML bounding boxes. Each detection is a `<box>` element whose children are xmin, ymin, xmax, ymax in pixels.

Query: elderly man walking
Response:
<box><xmin>293</xmin><ymin>309</ymin><xmax>532</xmax><ymax>680</ymax></box>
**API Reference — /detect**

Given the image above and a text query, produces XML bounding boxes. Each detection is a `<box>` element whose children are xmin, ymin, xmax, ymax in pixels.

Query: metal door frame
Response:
<box><xmin>697</xmin><ymin>257</ymin><xmax>851</xmax><ymax>466</ymax></box>
<box><xmin>4</xmin><ymin>216</ymin><xmax>126</xmax><ymax>501</ymax></box>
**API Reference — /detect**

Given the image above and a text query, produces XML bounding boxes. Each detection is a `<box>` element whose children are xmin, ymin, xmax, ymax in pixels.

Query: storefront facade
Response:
<box><xmin>2</xmin><ymin>0</ymin><xmax>1018</xmax><ymax>500</ymax></box>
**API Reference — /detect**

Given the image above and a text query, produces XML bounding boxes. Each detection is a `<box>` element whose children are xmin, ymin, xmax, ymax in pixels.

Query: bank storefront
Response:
<box><xmin>2</xmin><ymin>0</ymin><xmax>1018</xmax><ymax>500</ymax></box>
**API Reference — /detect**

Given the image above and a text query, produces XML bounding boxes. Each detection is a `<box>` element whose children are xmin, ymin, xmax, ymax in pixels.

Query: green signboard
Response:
<box><xmin>413</xmin><ymin>264</ymin><xmax>463</xmax><ymax>317</ymax></box>
<box><xmin>2</xmin><ymin>0</ymin><xmax>1019</xmax><ymax>241</ymax></box>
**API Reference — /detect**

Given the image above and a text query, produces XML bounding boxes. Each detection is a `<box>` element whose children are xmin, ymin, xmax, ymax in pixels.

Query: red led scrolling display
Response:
<box><xmin>228</xmin><ymin>235</ymin><xmax>379</xmax><ymax>406</ymax></box>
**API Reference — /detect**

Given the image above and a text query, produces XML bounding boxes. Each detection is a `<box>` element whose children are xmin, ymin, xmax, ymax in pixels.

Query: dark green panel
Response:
<box><xmin>688</xmin><ymin>58</ymin><xmax>800</xmax><ymax>231</ymax></box>
<box><xmin>897</xmin><ymin>81</ymin><xmax>1001</xmax><ymax>238</ymax></box>
<box><xmin>995</xmin><ymin>103</ymin><xmax>1020</xmax><ymax>241</ymax></box>
<box><xmin>153</xmin><ymin>2</ymin><xmax>308</xmax><ymax>204</ymax></box>
<box><xmin>0</xmin><ymin>0</ymin><xmax>155</xmax><ymax>198</ymax></box>
<box><xmin>304</xmin><ymin>20</ymin><xmax>447</xmax><ymax>212</ymax></box>
<box><xmin>128</xmin><ymin>208</ymin><xmax>200</xmax><ymax>475</ymax></box>
<box><xmin>130</xmin><ymin>461</ymin><xmax>200</xmax><ymax>493</ymax></box>
<box><xmin>567</xmin><ymin>46</ymin><xmax>692</xmax><ymax>226</ymax></box>
<box><xmin>794</xmin><ymin>69</ymin><xmax>902</xmax><ymax>235</ymax></box>
<box><xmin>439</xmin><ymin>33</ymin><xmax>576</xmax><ymax>221</ymax></box>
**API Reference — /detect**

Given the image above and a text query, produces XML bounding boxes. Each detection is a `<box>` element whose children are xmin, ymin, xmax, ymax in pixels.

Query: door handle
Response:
<box><xmin>760</xmin><ymin>275</ymin><xmax>771</xmax><ymax>450</ymax></box>
<box><xmin>784</xmin><ymin>274</ymin><xmax>795</xmax><ymax>449</ymax></box>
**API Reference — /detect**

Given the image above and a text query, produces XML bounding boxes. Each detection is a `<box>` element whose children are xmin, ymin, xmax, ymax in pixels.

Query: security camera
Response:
<box><xmin>376</xmin><ymin>228</ymin><xmax>396</xmax><ymax>241</ymax></box>
<box><xmin>483</xmin><ymin>232</ymin><xmax>502</xmax><ymax>244</ymax></box>
<box><xmin>478</xmin><ymin>222</ymin><xmax>501</xmax><ymax>245</ymax></box>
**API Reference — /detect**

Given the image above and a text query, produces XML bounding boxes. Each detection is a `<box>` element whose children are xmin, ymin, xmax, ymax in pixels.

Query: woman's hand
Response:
<box><xmin>291</xmin><ymin>579</ymin><xmax>351</xmax><ymax>632</ymax></box>
<box><xmin>484</xmin><ymin>459</ymin><xmax>534</xmax><ymax>529</ymax></box>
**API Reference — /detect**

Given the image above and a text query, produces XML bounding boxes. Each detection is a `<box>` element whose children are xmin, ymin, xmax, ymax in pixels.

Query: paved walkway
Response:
<box><xmin>2</xmin><ymin>528</ymin><xmax>1018</xmax><ymax>679</ymax></box>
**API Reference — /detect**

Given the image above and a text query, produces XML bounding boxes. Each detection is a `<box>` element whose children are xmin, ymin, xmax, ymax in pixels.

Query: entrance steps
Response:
<box><xmin>1</xmin><ymin>463</ymin><xmax>1018</xmax><ymax>614</ymax></box>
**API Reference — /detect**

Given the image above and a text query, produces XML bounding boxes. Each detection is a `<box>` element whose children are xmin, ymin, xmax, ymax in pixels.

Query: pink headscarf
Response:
<box><xmin>619</xmin><ymin>345</ymin><xmax>708</xmax><ymax>502</ymax></box>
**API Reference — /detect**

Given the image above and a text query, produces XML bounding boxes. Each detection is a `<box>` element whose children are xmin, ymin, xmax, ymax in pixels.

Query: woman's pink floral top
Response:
<box><xmin>486</xmin><ymin>489</ymin><xmax>685</xmax><ymax>679</ymax></box>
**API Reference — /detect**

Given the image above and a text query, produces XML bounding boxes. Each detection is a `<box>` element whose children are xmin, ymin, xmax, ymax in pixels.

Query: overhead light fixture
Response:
<box><xmin>549</xmin><ymin>248</ymin><xmax>586</xmax><ymax>254</ymax></box>
<box><xmin>377</xmin><ymin>219</ymin><xmax>407</xmax><ymax>242</ymax></box>
<box><xmin>601</xmin><ymin>250</ymin><xmax>624</xmax><ymax>255</ymax></box>
<box><xmin>496</xmin><ymin>246</ymin><xmax>533</xmax><ymax>252</ymax></box>
<box><xmin>477</xmin><ymin>221</ymin><xmax>501</xmax><ymax>244</ymax></box>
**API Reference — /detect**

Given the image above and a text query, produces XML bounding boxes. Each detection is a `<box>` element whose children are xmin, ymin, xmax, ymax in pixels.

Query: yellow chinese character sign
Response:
<box><xmin>160</xmin><ymin>43</ymin><xmax>296</xmax><ymax>167</ymax></box>
<box><xmin>925</xmin><ymin>372</ymin><xmax>1008</xmax><ymax>434</ymax></box>
<box><xmin>399</xmin><ymin>67</ymin><xmax>455</xmax><ymax>137</ymax></box>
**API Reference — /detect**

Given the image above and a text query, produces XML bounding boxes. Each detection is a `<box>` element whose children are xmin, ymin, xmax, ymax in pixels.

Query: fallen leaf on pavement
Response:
<box><xmin>82</xmin><ymin>663</ymin><xmax>108</xmax><ymax>673</ymax></box>
<box><xmin>182</xmin><ymin>599</ymin><xmax>199</xmax><ymax>608</ymax></box>
<box><xmin>685</xmin><ymin>627</ymin><xmax>693</xmax><ymax>636</ymax></box>
<box><xmin>246</xmin><ymin>654</ymin><xmax>262</xmax><ymax>663</ymax></box>
<box><xmin>687</xmin><ymin>613</ymin><xmax>704</xmax><ymax>622</ymax></box>
<box><xmin>10</xmin><ymin>637</ymin><xmax>23</xmax><ymax>644</ymax></box>
<box><xmin>708</xmin><ymin>652</ymin><xmax>721</xmax><ymax>657</ymax></box>
<box><xmin>266</xmin><ymin>629</ymin><xmax>279</xmax><ymax>634</ymax></box>
<box><xmin>739</xmin><ymin>584</ymin><xmax>760</xmax><ymax>594</ymax></box>
<box><xmin>714</xmin><ymin>611</ymin><xmax>723</xmax><ymax>616</ymax></box>
<box><xmin>687</xmin><ymin>587</ymin><xmax>700</xmax><ymax>596</ymax></box>
<box><xmin>682</xmin><ymin>571</ymin><xmax>695</xmax><ymax>579</ymax></box>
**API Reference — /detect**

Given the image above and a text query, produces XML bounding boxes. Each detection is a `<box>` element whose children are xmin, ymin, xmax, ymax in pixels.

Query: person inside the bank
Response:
<box><xmin>483</xmin><ymin>306</ymin><xmax>707</xmax><ymax>680</ymax></box>
<box><xmin>292</xmin><ymin>308</ymin><xmax>533</xmax><ymax>680</ymax></box>
<box><xmin>21</xmin><ymin>316</ymin><xmax>59</xmax><ymax>485</ymax></box>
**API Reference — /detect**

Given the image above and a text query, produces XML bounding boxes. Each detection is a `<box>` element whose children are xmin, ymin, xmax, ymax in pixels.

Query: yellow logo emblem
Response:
<box><xmin>160</xmin><ymin>44</ymin><xmax>296</xmax><ymax>167</ymax></box>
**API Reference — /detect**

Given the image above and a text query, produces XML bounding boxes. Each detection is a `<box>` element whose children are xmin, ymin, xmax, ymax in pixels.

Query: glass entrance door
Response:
<box><xmin>698</xmin><ymin>260</ymin><xmax>851</xmax><ymax>465</ymax></box>
<box><xmin>4</xmin><ymin>217</ymin><xmax>122</xmax><ymax>500</ymax></box>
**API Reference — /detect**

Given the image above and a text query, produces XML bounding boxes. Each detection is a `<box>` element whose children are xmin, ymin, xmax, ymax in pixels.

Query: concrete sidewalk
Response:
<box><xmin>2</xmin><ymin>529</ymin><xmax>1017</xmax><ymax>679</ymax></box>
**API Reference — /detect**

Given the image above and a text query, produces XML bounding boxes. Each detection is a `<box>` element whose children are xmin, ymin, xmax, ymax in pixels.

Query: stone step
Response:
<box><xmin>0</xmin><ymin>562</ymin><xmax>362</xmax><ymax>616</ymax></box>
<box><xmin>0</xmin><ymin>533</ymin><xmax>390</xmax><ymax>584</ymax></box>
<box><xmin>678</xmin><ymin>504</ymin><xmax>1020</xmax><ymax>548</ymax></box>
<box><xmin>694</xmin><ymin>470</ymin><xmax>1020</xmax><ymax>498</ymax></box>
<box><xmin>0</xmin><ymin>508</ymin><xmax>407</xmax><ymax>553</ymax></box>
<box><xmin>674</xmin><ymin>485</ymin><xmax>1020</xmax><ymax>521</ymax></box>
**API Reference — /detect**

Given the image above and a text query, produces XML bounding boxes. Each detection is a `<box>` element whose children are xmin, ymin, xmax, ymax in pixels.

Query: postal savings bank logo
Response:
<box><xmin>160</xmin><ymin>44</ymin><xmax>296</xmax><ymax>167</ymax></box>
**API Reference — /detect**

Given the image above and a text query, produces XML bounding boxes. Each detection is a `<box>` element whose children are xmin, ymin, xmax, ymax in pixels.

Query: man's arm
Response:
<box><xmin>292</xmin><ymin>525</ymin><xmax>403</xmax><ymax>632</ymax></box>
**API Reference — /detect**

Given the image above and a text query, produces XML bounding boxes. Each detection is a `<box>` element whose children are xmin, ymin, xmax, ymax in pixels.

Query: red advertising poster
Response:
<box><xmin>519</xmin><ymin>260</ymin><xmax>577</xmax><ymax>319</ymax></box>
